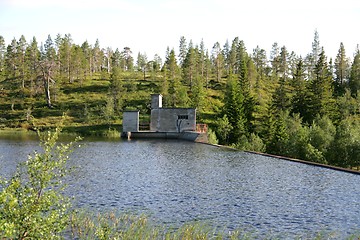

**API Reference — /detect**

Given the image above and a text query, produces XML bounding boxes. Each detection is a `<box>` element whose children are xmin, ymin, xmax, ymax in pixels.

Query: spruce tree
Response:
<box><xmin>290</xmin><ymin>58</ymin><xmax>310</xmax><ymax>121</ymax></box>
<box><xmin>110</xmin><ymin>66</ymin><xmax>125</xmax><ymax>113</ymax></box>
<box><xmin>178</xmin><ymin>36</ymin><xmax>187</xmax><ymax>67</ymax></box>
<box><xmin>272</xmin><ymin>46</ymin><xmax>291</xmax><ymax>112</ymax></box>
<box><xmin>307</xmin><ymin>48</ymin><xmax>335</xmax><ymax>121</ymax></box>
<box><xmin>223</xmin><ymin>76</ymin><xmax>247</xmax><ymax>143</ymax></box>
<box><xmin>229</xmin><ymin>37</ymin><xmax>239</xmax><ymax>74</ymax></box>
<box><xmin>237</xmin><ymin>40</ymin><xmax>248</xmax><ymax>91</ymax></box>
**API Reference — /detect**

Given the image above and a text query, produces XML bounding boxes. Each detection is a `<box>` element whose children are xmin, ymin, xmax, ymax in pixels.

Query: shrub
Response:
<box><xmin>0</xmin><ymin>127</ymin><xmax>81</xmax><ymax>239</ymax></box>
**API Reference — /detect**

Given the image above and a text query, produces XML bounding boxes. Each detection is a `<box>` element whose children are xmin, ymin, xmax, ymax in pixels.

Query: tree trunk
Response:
<box><xmin>44</xmin><ymin>73</ymin><xmax>52</xmax><ymax>108</ymax></box>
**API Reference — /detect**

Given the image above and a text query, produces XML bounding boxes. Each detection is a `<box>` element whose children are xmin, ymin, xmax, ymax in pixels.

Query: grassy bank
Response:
<box><xmin>67</xmin><ymin>211</ymin><xmax>359</xmax><ymax>240</ymax></box>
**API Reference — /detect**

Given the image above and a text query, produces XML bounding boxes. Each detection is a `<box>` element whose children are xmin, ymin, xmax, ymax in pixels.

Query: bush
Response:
<box><xmin>328</xmin><ymin>117</ymin><xmax>360</xmax><ymax>168</ymax></box>
<box><xmin>233</xmin><ymin>133</ymin><xmax>266</xmax><ymax>152</ymax></box>
<box><xmin>0</xmin><ymin>127</ymin><xmax>81</xmax><ymax>239</ymax></box>
<box><xmin>207</xmin><ymin>128</ymin><xmax>219</xmax><ymax>145</ymax></box>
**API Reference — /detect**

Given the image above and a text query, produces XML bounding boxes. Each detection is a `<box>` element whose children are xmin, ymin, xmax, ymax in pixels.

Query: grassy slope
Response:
<box><xmin>0</xmin><ymin>72</ymin><xmax>224</xmax><ymax>136</ymax></box>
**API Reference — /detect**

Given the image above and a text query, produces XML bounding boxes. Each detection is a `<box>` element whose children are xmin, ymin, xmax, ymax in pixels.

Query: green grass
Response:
<box><xmin>0</xmin><ymin>73</ymin><xmax>224</xmax><ymax>135</ymax></box>
<box><xmin>67</xmin><ymin>210</ymin><xmax>360</xmax><ymax>240</ymax></box>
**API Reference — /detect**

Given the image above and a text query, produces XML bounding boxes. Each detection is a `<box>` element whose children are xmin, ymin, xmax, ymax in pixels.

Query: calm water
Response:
<box><xmin>1</xmin><ymin>135</ymin><xmax>360</xmax><ymax>238</ymax></box>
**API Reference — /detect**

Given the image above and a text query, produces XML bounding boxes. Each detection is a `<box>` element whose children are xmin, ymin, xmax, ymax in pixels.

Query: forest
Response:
<box><xmin>0</xmin><ymin>31</ymin><xmax>360</xmax><ymax>169</ymax></box>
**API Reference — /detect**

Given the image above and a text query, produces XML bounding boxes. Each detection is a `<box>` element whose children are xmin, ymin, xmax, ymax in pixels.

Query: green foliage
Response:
<box><xmin>2</xmin><ymin>33</ymin><xmax>360</xmax><ymax>169</ymax></box>
<box><xmin>216</xmin><ymin>114</ymin><xmax>232</xmax><ymax>144</ymax></box>
<box><xmin>307</xmin><ymin>48</ymin><xmax>336</xmax><ymax>122</ymax></box>
<box><xmin>310</xmin><ymin>115</ymin><xmax>336</xmax><ymax>157</ymax></box>
<box><xmin>336</xmin><ymin>89</ymin><xmax>359</xmax><ymax>120</ymax></box>
<box><xmin>349</xmin><ymin>49</ymin><xmax>360</xmax><ymax>95</ymax></box>
<box><xmin>206</xmin><ymin>128</ymin><xmax>218</xmax><ymax>145</ymax></box>
<box><xmin>0</xmin><ymin>126</ymin><xmax>81</xmax><ymax>239</ymax></box>
<box><xmin>233</xmin><ymin>133</ymin><xmax>266</xmax><ymax>152</ymax></box>
<box><xmin>223</xmin><ymin>76</ymin><xmax>247</xmax><ymax>143</ymax></box>
<box><xmin>328</xmin><ymin>117</ymin><xmax>360</xmax><ymax>168</ymax></box>
<box><xmin>284</xmin><ymin>114</ymin><xmax>326</xmax><ymax>164</ymax></box>
<box><xmin>68</xmin><ymin>210</ymin><xmax>254</xmax><ymax>240</ymax></box>
<box><xmin>68</xmin><ymin>210</ymin><xmax>351</xmax><ymax>239</ymax></box>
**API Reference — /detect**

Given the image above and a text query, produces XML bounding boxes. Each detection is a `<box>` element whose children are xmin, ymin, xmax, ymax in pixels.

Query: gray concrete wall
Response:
<box><xmin>121</xmin><ymin>131</ymin><xmax>201</xmax><ymax>142</ymax></box>
<box><xmin>122</xmin><ymin>111</ymin><xmax>139</xmax><ymax>132</ymax></box>
<box><xmin>151</xmin><ymin>94</ymin><xmax>162</xmax><ymax>109</ymax></box>
<box><xmin>150</xmin><ymin>108</ymin><xmax>196</xmax><ymax>132</ymax></box>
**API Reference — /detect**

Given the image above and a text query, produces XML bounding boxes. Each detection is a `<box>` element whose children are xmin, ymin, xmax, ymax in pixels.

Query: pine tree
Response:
<box><xmin>178</xmin><ymin>36</ymin><xmax>187</xmax><ymax>67</ymax></box>
<box><xmin>182</xmin><ymin>41</ymin><xmax>197</xmax><ymax>89</ymax></box>
<box><xmin>104</xmin><ymin>47</ymin><xmax>113</xmax><ymax>74</ymax></box>
<box><xmin>334</xmin><ymin>42</ymin><xmax>350</xmax><ymax>95</ymax></box>
<box><xmin>349</xmin><ymin>47</ymin><xmax>360</xmax><ymax>95</ymax></box>
<box><xmin>252</xmin><ymin>45</ymin><xmax>267</xmax><ymax>78</ymax></box>
<box><xmin>198</xmin><ymin>39</ymin><xmax>206</xmax><ymax>78</ymax></box>
<box><xmin>92</xmin><ymin>39</ymin><xmax>102</xmax><ymax>73</ymax></box>
<box><xmin>211</xmin><ymin>42</ymin><xmax>224</xmax><ymax>82</ymax></box>
<box><xmin>152</xmin><ymin>54</ymin><xmax>162</xmax><ymax>72</ymax></box>
<box><xmin>0</xmin><ymin>36</ymin><xmax>5</xmax><ymax>80</ymax></box>
<box><xmin>278</xmin><ymin>46</ymin><xmax>290</xmax><ymax>81</ymax></box>
<box><xmin>81</xmin><ymin>40</ymin><xmax>92</xmax><ymax>78</ymax></box>
<box><xmin>25</xmin><ymin>37</ymin><xmax>40</xmax><ymax>96</ymax></box>
<box><xmin>121</xmin><ymin>47</ymin><xmax>133</xmax><ymax>71</ymax></box>
<box><xmin>111</xmin><ymin>48</ymin><xmax>121</xmax><ymax>69</ymax></box>
<box><xmin>270</xmin><ymin>42</ymin><xmax>281</xmax><ymax>80</ymax></box>
<box><xmin>136</xmin><ymin>52</ymin><xmax>148</xmax><ymax>80</ymax></box>
<box><xmin>39</xmin><ymin>35</ymin><xmax>57</xmax><ymax>108</ymax></box>
<box><xmin>5</xmin><ymin>38</ymin><xmax>17</xmax><ymax>79</ymax></box>
<box><xmin>58</xmin><ymin>34</ymin><xmax>73</xmax><ymax>82</ymax></box>
<box><xmin>204</xmin><ymin>51</ymin><xmax>211</xmax><ymax>89</ymax></box>
<box><xmin>222</xmin><ymin>39</ymin><xmax>230</xmax><ymax>75</ymax></box>
<box><xmin>16</xmin><ymin>35</ymin><xmax>27</xmax><ymax>89</ymax></box>
<box><xmin>70</xmin><ymin>44</ymin><xmax>85</xmax><ymax>83</ymax></box>
<box><xmin>305</xmin><ymin>30</ymin><xmax>321</xmax><ymax>81</ymax></box>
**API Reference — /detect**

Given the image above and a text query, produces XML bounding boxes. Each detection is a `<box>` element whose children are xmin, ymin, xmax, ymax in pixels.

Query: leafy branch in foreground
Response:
<box><xmin>0</xmin><ymin>127</ymin><xmax>81</xmax><ymax>239</ymax></box>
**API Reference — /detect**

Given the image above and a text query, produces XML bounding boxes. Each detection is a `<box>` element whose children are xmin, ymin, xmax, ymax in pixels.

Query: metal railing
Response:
<box><xmin>196</xmin><ymin>124</ymin><xmax>208</xmax><ymax>133</ymax></box>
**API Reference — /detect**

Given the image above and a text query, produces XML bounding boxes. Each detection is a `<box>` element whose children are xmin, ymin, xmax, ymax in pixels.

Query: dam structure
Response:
<box><xmin>122</xmin><ymin>94</ymin><xmax>208</xmax><ymax>142</ymax></box>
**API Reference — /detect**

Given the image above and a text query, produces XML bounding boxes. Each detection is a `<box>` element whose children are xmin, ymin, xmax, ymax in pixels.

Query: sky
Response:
<box><xmin>0</xmin><ymin>0</ymin><xmax>359</xmax><ymax>61</ymax></box>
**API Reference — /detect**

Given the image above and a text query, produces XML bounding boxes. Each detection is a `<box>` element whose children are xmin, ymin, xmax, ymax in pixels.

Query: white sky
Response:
<box><xmin>0</xmin><ymin>0</ymin><xmax>359</xmax><ymax>61</ymax></box>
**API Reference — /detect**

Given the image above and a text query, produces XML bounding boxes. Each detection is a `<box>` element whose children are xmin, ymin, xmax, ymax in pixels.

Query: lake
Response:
<box><xmin>1</xmin><ymin>135</ymin><xmax>360</xmax><ymax>238</ymax></box>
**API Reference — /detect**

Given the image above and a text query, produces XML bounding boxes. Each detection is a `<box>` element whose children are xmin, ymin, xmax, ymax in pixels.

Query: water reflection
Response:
<box><xmin>1</xmin><ymin>137</ymin><xmax>360</xmax><ymax>238</ymax></box>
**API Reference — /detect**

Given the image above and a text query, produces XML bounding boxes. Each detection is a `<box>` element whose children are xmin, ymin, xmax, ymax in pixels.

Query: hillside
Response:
<box><xmin>0</xmin><ymin>71</ymin><xmax>224</xmax><ymax>136</ymax></box>
<box><xmin>1</xmin><ymin>33</ymin><xmax>360</xmax><ymax>170</ymax></box>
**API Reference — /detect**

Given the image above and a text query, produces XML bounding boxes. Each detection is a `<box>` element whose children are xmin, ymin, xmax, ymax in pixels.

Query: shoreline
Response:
<box><xmin>2</xmin><ymin>127</ymin><xmax>359</xmax><ymax>175</ymax></box>
<box><xmin>200</xmin><ymin>141</ymin><xmax>360</xmax><ymax>175</ymax></box>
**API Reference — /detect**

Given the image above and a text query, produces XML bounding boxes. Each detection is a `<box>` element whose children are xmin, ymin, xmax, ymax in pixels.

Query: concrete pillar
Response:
<box><xmin>151</xmin><ymin>94</ymin><xmax>162</xmax><ymax>109</ymax></box>
<box><xmin>123</xmin><ymin>111</ymin><xmax>139</xmax><ymax>132</ymax></box>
